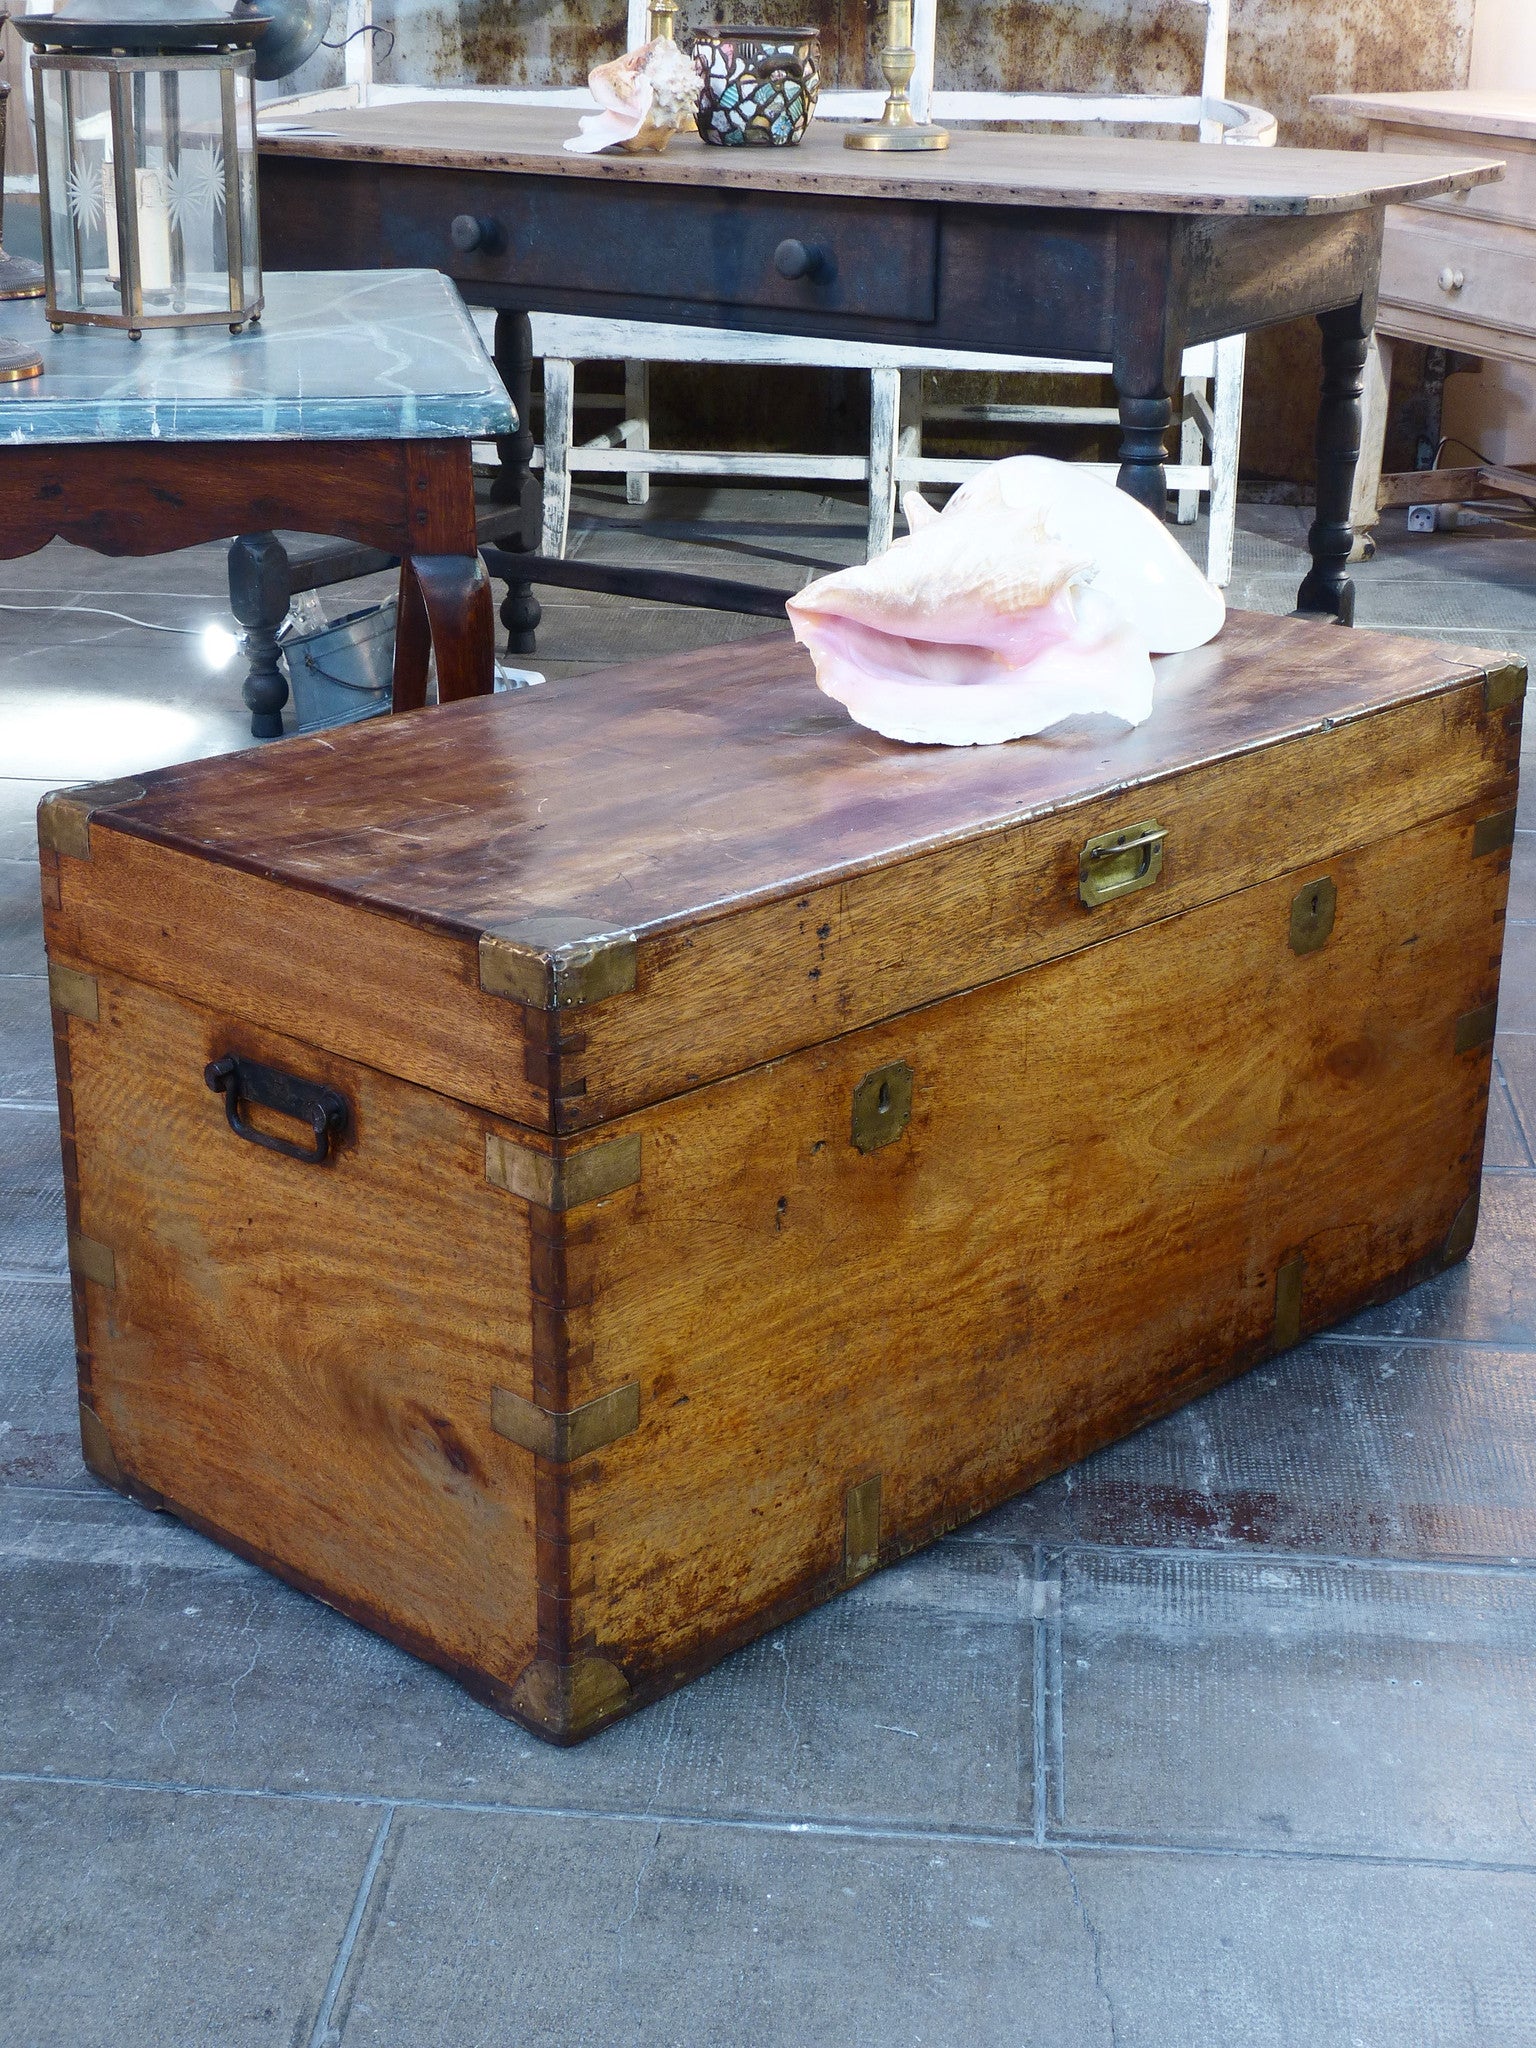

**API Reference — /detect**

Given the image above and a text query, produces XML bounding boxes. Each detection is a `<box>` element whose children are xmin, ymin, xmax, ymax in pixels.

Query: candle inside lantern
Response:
<box><xmin>101</xmin><ymin>156</ymin><xmax>174</xmax><ymax>295</ymax></box>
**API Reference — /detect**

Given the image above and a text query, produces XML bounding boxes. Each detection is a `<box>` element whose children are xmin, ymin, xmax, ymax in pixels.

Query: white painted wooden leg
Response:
<box><xmin>897</xmin><ymin>368</ymin><xmax>924</xmax><ymax>515</ymax></box>
<box><xmin>624</xmin><ymin>360</ymin><xmax>651</xmax><ymax>507</ymax></box>
<box><xmin>1177</xmin><ymin>376</ymin><xmax>1203</xmax><ymax>524</ymax></box>
<box><xmin>1206</xmin><ymin>333</ymin><xmax>1248</xmax><ymax>589</ymax></box>
<box><xmin>1350</xmin><ymin>332</ymin><xmax>1393</xmax><ymax>561</ymax></box>
<box><xmin>867</xmin><ymin>367</ymin><xmax>900</xmax><ymax>559</ymax></box>
<box><xmin>541</xmin><ymin>357</ymin><xmax>575</xmax><ymax>560</ymax></box>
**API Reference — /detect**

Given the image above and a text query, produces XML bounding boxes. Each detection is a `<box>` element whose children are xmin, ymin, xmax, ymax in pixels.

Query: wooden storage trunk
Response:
<box><xmin>40</xmin><ymin>613</ymin><xmax>1523</xmax><ymax>1743</ymax></box>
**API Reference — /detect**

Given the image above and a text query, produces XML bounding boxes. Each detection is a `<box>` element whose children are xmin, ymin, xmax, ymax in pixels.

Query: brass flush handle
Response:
<box><xmin>1079</xmin><ymin>820</ymin><xmax>1167</xmax><ymax>908</ymax></box>
<box><xmin>852</xmin><ymin>1061</ymin><xmax>913</xmax><ymax>1153</ymax></box>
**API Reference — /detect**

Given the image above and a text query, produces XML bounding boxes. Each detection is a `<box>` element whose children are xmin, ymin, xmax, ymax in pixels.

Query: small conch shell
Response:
<box><xmin>786</xmin><ymin>457</ymin><xmax>1224</xmax><ymax>747</ymax></box>
<box><xmin>563</xmin><ymin>38</ymin><xmax>701</xmax><ymax>155</ymax></box>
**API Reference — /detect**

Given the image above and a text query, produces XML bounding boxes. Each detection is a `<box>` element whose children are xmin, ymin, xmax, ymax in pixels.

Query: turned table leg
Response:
<box><xmin>492</xmin><ymin>309</ymin><xmax>542</xmax><ymax>657</ymax></box>
<box><xmin>228</xmin><ymin>532</ymin><xmax>293</xmax><ymax>739</ymax></box>
<box><xmin>1297</xmin><ymin>299</ymin><xmax>1371</xmax><ymax>624</ymax></box>
<box><xmin>1116</xmin><ymin>389</ymin><xmax>1174</xmax><ymax>517</ymax></box>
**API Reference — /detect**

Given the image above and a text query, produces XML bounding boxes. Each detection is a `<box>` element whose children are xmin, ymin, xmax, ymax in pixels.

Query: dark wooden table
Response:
<box><xmin>257</xmin><ymin>107</ymin><xmax>1502</xmax><ymax>644</ymax></box>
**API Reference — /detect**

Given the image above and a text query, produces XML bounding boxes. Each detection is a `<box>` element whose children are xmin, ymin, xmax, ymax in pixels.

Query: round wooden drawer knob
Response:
<box><xmin>451</xmin><ymin>214</ymin><xmax>503</xmax><ymax>255</ymax></box>
<box><xmin>1437</xmin><ymin>265</ymin><xmax>1466</xmax><ymax>294</ymax></box>
<box><xmin>774</xmin><ymin>237</ymin><xmax>830</xmax><ymax>282</ymax></box>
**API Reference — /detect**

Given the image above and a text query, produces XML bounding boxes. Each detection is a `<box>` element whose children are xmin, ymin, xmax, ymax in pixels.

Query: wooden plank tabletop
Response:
<box><xmin>94</xmin><ymin>612</ymin><xmax>1512</xmax><ymax>942</ymax></box>
<box><xmin>1316</xmin><ymin>90</ymin><xmax>1536</xmax><ymax>145</ymax></box>
<box><xmin>257</xmin><ymin>103</ymin><xmax>1503</xmax><ymax>217</ymax></box>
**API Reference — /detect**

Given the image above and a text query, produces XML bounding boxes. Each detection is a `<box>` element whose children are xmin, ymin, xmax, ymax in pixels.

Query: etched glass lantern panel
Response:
<box><xmin>27</xmin><ymin>38</ymin><xmax>261</xmax><ymax>334</ymax></box>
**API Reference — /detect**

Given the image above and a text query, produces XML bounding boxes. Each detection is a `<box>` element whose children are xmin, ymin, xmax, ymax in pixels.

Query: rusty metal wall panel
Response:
<box><xmin>375</xmin><ymin>4</ymin><xmax>890</xmax><ymax>91</ymax></box>
<box><xmin>377</xmin><ymin>0</ymin><xmax>1474</xmax><ymax>133</ymax></box>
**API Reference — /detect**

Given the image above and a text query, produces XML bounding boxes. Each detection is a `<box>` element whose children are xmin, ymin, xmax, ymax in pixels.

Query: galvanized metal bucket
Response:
<box><xmin>282</xmin><ymin>599</ymin><xmax>396</xmax><ymax>734</ymax></box>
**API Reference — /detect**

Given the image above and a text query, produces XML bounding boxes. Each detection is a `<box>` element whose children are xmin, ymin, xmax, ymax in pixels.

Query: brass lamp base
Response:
<box><xmin>844</xmin><ymin>121</ymin><xmax>949</xmax><ymax>150</ymax></box>
<box><xmin>0</xmin><ymin>337</ymin><xmax>44</xmax><ymax>381</ymax></box>
<box><xmin>0</xmin><ymin>249</ymin><xmax>45</xmax><ymax>301</ymax></box>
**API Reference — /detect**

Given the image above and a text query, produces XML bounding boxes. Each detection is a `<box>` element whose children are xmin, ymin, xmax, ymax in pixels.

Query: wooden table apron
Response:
<box><xmin>259</xmin><ymin>151</ymin><xmax>1386</xmax><ymax>631</ymax></box>
<box><xmin>0</xmin><ymin>433</ymin><xmax>494</xmax><ymax>713</ymax></box>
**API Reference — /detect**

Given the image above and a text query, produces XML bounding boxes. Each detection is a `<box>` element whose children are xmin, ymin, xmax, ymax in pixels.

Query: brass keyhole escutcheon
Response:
<box><xmin>851</xmin><ymin>1061</ymin><xmax>913</xmax><ymax>1153</ymax></box>
<box><xmin>1289</xmin><ymin>876</ymin><xmax>1336</xmax><ymax>956</ymax></box>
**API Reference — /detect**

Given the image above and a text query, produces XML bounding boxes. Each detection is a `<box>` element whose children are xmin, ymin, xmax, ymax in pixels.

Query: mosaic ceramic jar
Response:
<box><xmin>690</xmin><ymin>27</ymin><xmax>820</xmax><ymax>146</ymax></box>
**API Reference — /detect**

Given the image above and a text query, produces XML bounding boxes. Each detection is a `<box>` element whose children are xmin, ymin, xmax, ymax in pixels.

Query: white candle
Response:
<box><xmin>102</xmin><ymin>160</ymin><xmax>173</xmax><ymax>296</ymax></box>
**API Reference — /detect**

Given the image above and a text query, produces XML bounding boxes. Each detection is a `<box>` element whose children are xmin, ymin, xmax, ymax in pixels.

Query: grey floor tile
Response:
<box><xmin>973</xmin><ymin>1335</ymin><xmax>1536</xmax><ymax>1562</ymax></box>
<box><xmin>0</xmin><ymin>1508</ymin><xmax>1032</xmax><ymax>1830</ymax></box>
<box><xmin>1487</xmin><ymin>1055</ymin><xmax>1532</xmax><ymax>1168</ymax></box>
<box><xmin>0</xmin><ymin>533</ymin><xmax>234</xmax><ymax>602</ymax></box>
<box><xmin>1498</xmin><ymin>924</ymin><xmax>1536</xmax><ymax>1034</ymax></box>
<box><xmin>1055</xmin><ymin>1549</ymin><xmax>1536</xmax><ymax>1861</ymax></box>
<box><xmin>0</xmin><ymin>676</ymin><xmax>252</xmax><ymax>783</ymax></box>
<box><xmin>0</xmin><ymin>973</ymin><xmax>55</xmax><ymax>1104</ymax></box>
<box><xmin>0</xmin><ymin>781</ymin><xmax>54</xmax><ymax>862</ymax></box>
<box><xmin>0</xmin><ymin>1777</ymin><xmax>385</xmax><ymax>2048</ymax></box>
<box><xmin>0</xmin><ymin>858</ymin><xmax>44</xmax><ymax>977</ymax></box>
<box><xmin>1509</xmin><ymin>830</ymin><xmax>1536</xmax><ymax>925</ymax></box>
<box><xmin>330</xmin><ymin>1809</ymin><xmax>1102</xmax><ymax>2048</ymax></box>
<box><xmin>0</xmin><ymin>1104</ymin><xmax>66</xmax><ymax>1276</ymax></box>
<box><xmin>1341</xmin><ymin>1172</ymin><xmax>1536</xmax><ymax>1346</ymax></box>
<box><xmin>0</xmin><ymin>1275</ymin><xmax>82</xmax><ymax>1489</ymax></box>
<box><xmin>1492</xmin><ymin>1035</ymin><xmax>1536</xmax><ymax>1167</ymax></box>
<box><xmin>1070</xmin><ymin>1851</ymin><xmax>1536</xmax><ymax>2048</ymax></box>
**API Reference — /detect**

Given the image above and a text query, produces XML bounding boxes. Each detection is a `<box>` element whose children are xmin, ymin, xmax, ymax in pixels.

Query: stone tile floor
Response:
<box><xmin>4</xmin><ymin>488</ymin><xmax>1536</xmax><ymax>2046</ymax></box>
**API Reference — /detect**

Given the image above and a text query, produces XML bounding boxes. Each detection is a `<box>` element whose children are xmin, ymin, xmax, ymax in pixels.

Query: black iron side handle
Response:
<box><xmin>204</xmin><ymin>1054</ymin><xmax>349</xmax><ymax>1165</ymax></box>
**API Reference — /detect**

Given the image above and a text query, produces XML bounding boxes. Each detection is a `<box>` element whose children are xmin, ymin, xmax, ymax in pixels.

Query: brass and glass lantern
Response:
<box><xmin>16</xmin><ymin>0</ymin><xmax>328</xmax><ymax>338</ymax></box>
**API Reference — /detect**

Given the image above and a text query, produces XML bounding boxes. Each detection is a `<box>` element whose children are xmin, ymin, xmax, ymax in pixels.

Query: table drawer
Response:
<box><xmin>1379</xmin><ymin>212</ymin><xmax>1536</xmax><ymax>343</ymax></box>
<box><xmin>1371</xmin><ymin>127</ymin><xmax>1536</xmax><ymax>233</ymax></box>
<box><xmin>381</xmin><ymin>171</ymin><xmax>938</xmax><ymax>326</ymax></box>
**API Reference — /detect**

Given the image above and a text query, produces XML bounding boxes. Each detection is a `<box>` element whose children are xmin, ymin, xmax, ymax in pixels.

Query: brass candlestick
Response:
<box><xmin>844</xmin><ymin>0</ymin><xmax>946</xmax><ymax>151</ymax></box>
<box><xmin>0</xmin><ymin>47</ymin><xmax>45</xmax><ymax>302</ymax></box>
<box><xmin>647</xmin><ymin>0</ymin><xmax>678</xmax><ymax>40</ymax></box>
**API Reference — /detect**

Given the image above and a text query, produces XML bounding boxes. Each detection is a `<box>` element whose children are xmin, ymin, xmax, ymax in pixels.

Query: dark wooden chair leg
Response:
<box><xmin>392</xmin><ymin>556</ymin><xmax>432</xmax><ymax>714</ymax></box>
<box><xmin>1297</xmin><ymin>299</ymin><xmax>1371</xmax><ymax>625</ymax></box>
<box><xmin>228</xmin><ymin>531</ymin><xmax>293</xmax><ymax>739</ymax></box>
<box><xmin>491</xmin><ymin>309</ymin><xmax>543</xmax><ymax>657</ymax></box>
<box><xmin>406</xmin><ymin>553</ymin><xmax>497</xmax><ymax>703</ymax></box>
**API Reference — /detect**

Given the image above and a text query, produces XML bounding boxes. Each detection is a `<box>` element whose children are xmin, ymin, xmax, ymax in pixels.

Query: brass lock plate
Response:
<box><xmin>1079</xmin><ymin>820</ymin><xmax>1166</xmax><ymax>908</ymax></box>
<box><xmin>852</xmin><ymin>1062</ymin><xmax>912</xmax><ymax>1153</ymax></box>
<box><xmin>1289</xmin><ymin>876</ymin><xmax>1336</xmax><ymax>956</ymax></box>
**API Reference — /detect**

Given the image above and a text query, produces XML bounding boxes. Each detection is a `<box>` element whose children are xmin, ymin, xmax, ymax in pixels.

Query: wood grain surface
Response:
<box><xmin>48</xmin><ymin>615</ymin><xmax>1522</xmax><ymax>1740</ymax></box>
<box><xmin>549</xmin><ymin>796</ymin><xmax>1509</xmax><ymax>1715</ymax></box>
<box><xmin>1316</xmin><ymin>91</ymin><xmax>1536</xmax><ymax>144</ymax></box>
<box><xmin>63</xmin><ymin>972</ymin><xmax>541</xmax><ymax>1701</ymax></box>
<box><xmin>257</xmin><ymin>104</ymin><xmax>1502</xmax><ymax>217</ymax></box>
<box><xmin>48</xmin><ymin>615</ymin><xmax>1522</xmax><ymax>1131</ymax></box>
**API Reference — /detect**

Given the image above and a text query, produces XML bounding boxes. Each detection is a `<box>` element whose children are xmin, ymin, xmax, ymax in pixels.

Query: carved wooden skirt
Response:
<box><xmin>39</xmin><ymin>613</ymin><xmax>1522</xmax><ymax>1741</ymax></box>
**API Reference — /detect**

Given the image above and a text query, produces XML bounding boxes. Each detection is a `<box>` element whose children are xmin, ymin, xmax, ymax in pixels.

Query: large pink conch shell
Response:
<box><xmin>564</xmin><ymin>38</ymin><xmax>700</xmax><ymax>155</ymax></box>
<box><xmin>786</xmin><ymin>457</ymin><xmax>1224</xmax><ymax>747</ymax></box>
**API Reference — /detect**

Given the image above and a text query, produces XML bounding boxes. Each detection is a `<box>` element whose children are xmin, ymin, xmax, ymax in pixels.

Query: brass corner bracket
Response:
<box><xmin>48</xmin><ymin>961</ymin><xmax>99</xmax><ymax>1024</ymax></box>
<box><xmin>1485</xmin><ymin>663</ymin><xmax>1527</xmax><ymax>713</ymax></box>
<box><xmin>491</xmin><ymin>1381</ymin><xmax>641</xmax><ymax>1463</ymax></box>
<box><xmin>479</xmin><ymin>912</ymin><xmax>638</xmax><ymax>1011</ymax></box>
<box><xmin>36</xmin><ymin>778</ymin><xmax>147</xmax><ymax>862</ymax></box>
<box><xmin>486</xmin><ymin>1130</ymin><xmax>641</xmax><ymax>1212</ymax></box>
